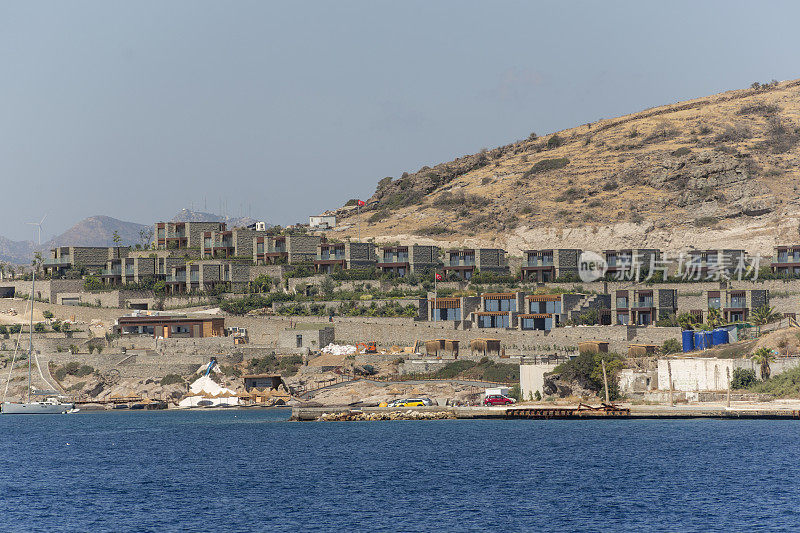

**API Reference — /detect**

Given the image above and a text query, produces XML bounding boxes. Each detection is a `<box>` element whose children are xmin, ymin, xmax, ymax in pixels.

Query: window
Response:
<box><xmin>617</xmin><ymin>313</ymin><xmax>629</xmax><ymax>325</ymax></box>
<box><xmin>708</xmin><ymin>297</ymin><xmax>721</xmax><ymax>309</ymax></box>
<box><xmin>296</xmin><ymin>335</ymin><xmax>303</xmax><ymax>348</ymax></box>
<box><xmin>637</xmin><ymin>312</ymin><xmax>651</xmax><ymax>326</ymax></box>
<box><xmin>616</xmin><ymin>297</ymin><xmax>628</xmax><ymax>308</ymax></box>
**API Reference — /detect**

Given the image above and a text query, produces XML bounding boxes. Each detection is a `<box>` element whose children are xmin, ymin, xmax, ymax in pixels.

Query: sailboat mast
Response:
<box><xmin>28</xmin><ymin>265</ymin><xmax>35</xmax><ymax>403</ymax></box>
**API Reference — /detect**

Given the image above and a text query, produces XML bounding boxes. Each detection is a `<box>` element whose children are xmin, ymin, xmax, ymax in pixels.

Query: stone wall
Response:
<box><xmin>225</xmin><ymin>314</ymin><xmax>682</xmax><ymax>355</ymax></box>
<box><xmin>287</xmin><ymin>235</ymin><xmax>321</xmax><ymax>263</ymax></box>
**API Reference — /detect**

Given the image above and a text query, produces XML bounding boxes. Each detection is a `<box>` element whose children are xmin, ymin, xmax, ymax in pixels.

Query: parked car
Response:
<box><xmin>394</xmin><ymin>398</ymin><xmax>433</xmax><ymax>407</ymax></box>
<box><xmin>483</xmin><ymin>394</ymin><xmax>516</xmax><ymax>406</ymax></box>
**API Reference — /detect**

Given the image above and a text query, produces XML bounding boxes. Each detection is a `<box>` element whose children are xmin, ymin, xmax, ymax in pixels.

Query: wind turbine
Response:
<box><xmin>27</xmin><ymin>214</ymin><xmax>48</xmax><ymax>246</ymax></box>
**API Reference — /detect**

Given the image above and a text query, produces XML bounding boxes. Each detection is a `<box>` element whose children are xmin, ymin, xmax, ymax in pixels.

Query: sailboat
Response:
<box><xmin>1</xmin><ymin>216</ymin><xmax>74</xmax><ymax>415</ymax></box>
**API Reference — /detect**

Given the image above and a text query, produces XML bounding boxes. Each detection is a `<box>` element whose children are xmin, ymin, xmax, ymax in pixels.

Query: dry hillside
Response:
<box><xmin>328</xmin><ymin>79</ymin><xmax>800</xmax><ymax>256</ymax></box>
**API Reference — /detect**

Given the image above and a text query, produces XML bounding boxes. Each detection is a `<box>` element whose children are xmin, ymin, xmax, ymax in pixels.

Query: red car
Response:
<box><xmin>483</xmin><ymin>394</ymin><xmax>516</xmax><ymax>406</ymax></box>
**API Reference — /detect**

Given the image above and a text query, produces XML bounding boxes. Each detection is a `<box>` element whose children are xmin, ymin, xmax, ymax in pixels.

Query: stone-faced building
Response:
<box><xmin>612</xmin><ymin>288</ymin><xmax>677</xmax><ymax>326</ymax></box>
<box><xmin>253</xmin><ymin>235</ymin><xmax>321</xmax><ymax>265</ymax></box>
<box><xmin>442</xmin><ymin>248</ymin><xmax>508</xmax><ymax>280</ymax></box>
<box><xmin>314</xmin><ymin>242</ymin><xmax>376</xmax><ymax>273</ymax></box>
<box><xmin>165</xmin><ymin>260</ymin><xmax>251</xmax><ymax>294</ymax></box>
<box><xmin>472</xmin><ymin>292</ymin><xmax>524</xmax><ymax>329</ymax></box>
<box><xmin>376</xmin><ymin>245</ymin><xmax>439</xmax><ymax>277</ymax></box>
<box><xmin>202</xmin><ymin>228</ymin><xmax>266</xmax><ymax>259</ymax></box>
<box><xmin>44</xmin><ymin>246</ymin><xmax>129</xmax><ymax>277</ymax></box>
<box><xmin>155</xmin><ymin>221</ymin><xmax>226</xmax><ymax>250</ymax></box>
<box><xmin>101</xmin><ymin>256</ymin><xmax>157</xmax><ymax>286</ymax></box>
<box><xmin>518</xmin><ymin>294</ymin><xmax>564</xmax><ymax>331</ymax></box>
<box><xmin>771</xmin><ymin>245</ymin><xmax>800</xmax><ymax>276</ymax></box>
<box><xmin>427</xmin><ymin>295</ymin><xmax>481</xmax><ymax>324</ymax></box>
<box><xmin>603</xmin><ymin>249</ymin><xmax>662</xmax><ymax>279</ymax></box>
<box><xmin>701</xmin><ymin>289</ymin><xmax>769</xmax><ymax>323</ymax></box>
<box><xmin>520</xmin><ymin>249</ymin><xmax>580</xmax><ymax>282</ymax></box>
<box><xmin>684</xmin><ymin>249</ymin><xmax>747</xmax><ymax>280</ymax></box>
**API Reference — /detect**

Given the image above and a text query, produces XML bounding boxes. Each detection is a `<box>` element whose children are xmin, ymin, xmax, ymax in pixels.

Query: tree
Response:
<box><xmin>138</xmin><ymin>227</ymin><xmax>153</xmax><ymax>250</ymax></box>
<box><xmin>112</xmin><ymin>230</ymin><xmax>122</xmax><ymax>259</ymax></box>
<box><xmin>750</xmin><ymin>305</ymin><xmax>780</xmax><ymax>335</ymax></box>
<box><xmin>752</xmin><ymin>347</ymin><xmax>775</xmax><ymax>380</ymax></box>
<box><xmin>32</xmin><ymin>252</ymin><xmax>43</xmax><ymax>275</ymax></box>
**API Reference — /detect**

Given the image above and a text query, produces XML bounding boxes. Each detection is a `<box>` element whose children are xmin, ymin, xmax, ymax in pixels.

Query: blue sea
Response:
<box><xmin>1</xmin><ymin>409</ymin><xmax>799</xmax><ymax>532</ymax></box>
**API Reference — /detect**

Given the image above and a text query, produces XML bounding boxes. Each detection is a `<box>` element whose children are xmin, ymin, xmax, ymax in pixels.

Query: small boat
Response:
<box><xmin>1</xmin><ymin>220</ymin><xmax>75</xmax><ymax>415</ymax></box>
<box><xmin>2</xmin><ymin>396</ymin><xmax>74</xmax><ymax>415</ymax></box>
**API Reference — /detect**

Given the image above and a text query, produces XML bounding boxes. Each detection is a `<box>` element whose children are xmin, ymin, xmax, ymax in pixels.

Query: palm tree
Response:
<box><xmin>752</xmin><ymin>346</ymin><xmax>775</xmax><ymax>380</ymax></box>
<box><xmin>706</xmin><ymin>307</ymin><xmax>723</xmax><ymax>329</ymax></box>
<box><xmin>750</xmin><ymin>305</ymin><xmax>780</xmax><ymax>336</ymax></box>
<box><xmin>677</xmin><ymin>312</ymin><xmax>697</xmax><ymax>330</ymax></box>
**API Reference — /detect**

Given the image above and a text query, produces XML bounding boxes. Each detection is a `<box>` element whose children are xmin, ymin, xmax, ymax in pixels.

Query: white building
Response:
<box><xmin>309</xmin><ymin>214</ymin><xmax>336</xmax><ymax>229</ymax></box>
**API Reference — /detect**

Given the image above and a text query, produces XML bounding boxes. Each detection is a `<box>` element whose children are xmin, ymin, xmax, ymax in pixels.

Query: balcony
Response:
<box><xmin>729</xmin><ymin>297</ymin><xmax>746</xmax><ymax>308</ymax></box>
<box><xmin>635</xmin><ymin>298</ymin><xmax>653</xmax><ymax>308</ymax></box>
<box><xmin>44</xmin><ymin>257</ymin><xmax>73</xmax><ymax>266</ymax></box>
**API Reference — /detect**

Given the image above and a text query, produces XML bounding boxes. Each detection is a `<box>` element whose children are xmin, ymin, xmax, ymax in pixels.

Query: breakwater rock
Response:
<box><xmin>317</xmin><ymin>409</ymin><xmax>456</xmax><ymax>421</ymax></box>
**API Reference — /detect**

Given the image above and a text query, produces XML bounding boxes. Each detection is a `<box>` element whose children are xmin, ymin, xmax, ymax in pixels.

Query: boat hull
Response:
<box><xmin>1</xmin><ymin>402</ymin><xmax>74</xmax><ymax>414</ymax></box>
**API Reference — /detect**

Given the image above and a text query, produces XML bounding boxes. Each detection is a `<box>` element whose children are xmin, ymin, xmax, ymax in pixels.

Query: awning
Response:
<box><xmin>525</xmin><ymin>295</ymin><xmax>560</xmax><ymax>302</ymax></box>
<box><xmin>482</xmin><ymin>293</ymin><xmax>515</xmax><ymax>299</ymax></box>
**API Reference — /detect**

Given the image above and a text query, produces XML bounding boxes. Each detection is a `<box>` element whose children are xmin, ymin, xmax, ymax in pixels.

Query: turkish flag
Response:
<box><xmin>435</xmin><ymin>273</ymin><xmax>443</xmax><ymax>281</ymax></box>
<box><xmin>357</xmin><ymin>200</ymin><xmax>365</xmax><ymax>206</ymax></box>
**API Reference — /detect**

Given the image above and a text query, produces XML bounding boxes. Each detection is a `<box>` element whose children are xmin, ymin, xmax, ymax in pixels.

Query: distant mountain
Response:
<box><xmin>0</xmin><ymin>209</ymin><xmax>271</xmax><ymax>265</ymax></box>
<box><xmin>170</xmin><ymin>208</ymin><xmax>263</xmax><ymax>229</ymax></box>
<box><xmin>0</xmin><ymin>236</ymin><xmax>34</xmax><ymax>265</ymax></box>
<box><xmin>45</xmin><ymin>215</ymin><xmax>150</xmax><ymax>249</ymax></box>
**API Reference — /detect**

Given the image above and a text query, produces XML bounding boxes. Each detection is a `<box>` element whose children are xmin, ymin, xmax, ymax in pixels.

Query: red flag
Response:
<box><xmin>435</xmin><ymin>273</ymin><xmax>443</xmax><ymax>281</ymax></box>
<box><xmin>357</xmin><ymin>200</ymin><xmax>365</xmax><ymax>207</ymax></box>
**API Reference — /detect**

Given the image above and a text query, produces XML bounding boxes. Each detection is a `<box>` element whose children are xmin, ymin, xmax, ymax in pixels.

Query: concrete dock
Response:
<box><xmin>293</xmin><ymin>403</ymin><xmax>800</xmax><ymax>421</ymax></box>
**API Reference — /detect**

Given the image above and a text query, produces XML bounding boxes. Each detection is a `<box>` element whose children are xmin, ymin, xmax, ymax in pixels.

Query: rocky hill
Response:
<box><xmin>329</xmin><ymin>79</ymin><xmax>800</xmax><ymax>256</ymax></box>
<box><xmin>171</xmin><ymin>208</ymin><xmax>261</xmax><ymax>228</ymax></box>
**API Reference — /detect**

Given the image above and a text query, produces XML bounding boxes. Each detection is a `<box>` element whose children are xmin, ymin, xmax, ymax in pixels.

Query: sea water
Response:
<box><xmin>1</xmin><ymin>409</ymin><xmax>799</xmax><ymax>532</ymax></box>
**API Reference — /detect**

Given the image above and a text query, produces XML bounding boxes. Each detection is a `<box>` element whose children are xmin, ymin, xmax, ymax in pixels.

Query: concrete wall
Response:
<box><xmin>657</xmin><ymin>357</ymin><xmax>800</xmax><ymax>391</ymax></box>
<box><xmin>520</xmin><ymin>363</ymin><xmax>558</xmax><ymax>399</ymax></box>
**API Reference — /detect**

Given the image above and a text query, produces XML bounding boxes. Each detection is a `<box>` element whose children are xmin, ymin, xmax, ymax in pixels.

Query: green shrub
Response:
<box><xmin>671</xmin><ymin>147</ymin><xmax>691</xmax><ymax>156</ymax></box>
<box><xmin>42</xmin><ymin>310</ymin><xmax>54</xmax><ymax>320</ymax></box>
<box><xmin>83</xmin><ymin>276</ymin><xmax>104</xmax><ymax>291</ymax></box>
<box><xmin>662</xmin><ymin>338</ymin><xmax>681</xmax><ymax>354</ymax></box>
<box><xmin>33</xmin><ymin>322</ymin><xmax>46</xmax><ymax>333</ymax></box>
<box><xmin>523</xmin><ymin>158</ymin><xmax>569</xmax><ymax>177</ymax></box>
<box><xmin>433</xmin><ymin>190</ymin><xmax>489</xmax><ymax>208</ymax></box>
<box><xmin>368</xmin><ymin>210</ymin><xmax>390</xmax><ymax>223</ymax></box>
<box><xmin>160</xmin><ymin>374</ymin><xmax>185</xmax><ymax>386</ymax></box>
<box><xmin>555</xmin><ymin>187</ymin><xmax>585</xmax><ymax>202</ymax></box>
<box><xmin>0</xmin><ymin>325</ymin><xmax>7</xmax><ymax>336</ymax></box>
<box><xmin>730</xmin><ymin>368</ymin><xmax>757</xmax><ymax>389</ymax></box>
<box><xmin>546</xmin><ymin>134</ymin><xmax>563</xmax><ymax>149</ymax></box>
<box><xmin>552</xmin><ymin>352</ymin><xmax>624</xmax><ymax>400</ymax></box>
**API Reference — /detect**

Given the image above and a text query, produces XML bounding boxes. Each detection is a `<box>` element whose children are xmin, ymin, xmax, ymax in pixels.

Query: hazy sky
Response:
<box><xmin>1</xmin><ymin>1</ymin><xmax>798</xmax><ymax>240</ymax></box>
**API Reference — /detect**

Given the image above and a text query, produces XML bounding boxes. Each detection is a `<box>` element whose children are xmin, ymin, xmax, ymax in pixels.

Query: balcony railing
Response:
<box><xmin>636</xmin><ymin>298</ymin><xmax>653</xmax><ymax>308</ymax></box>
<box><xmin>730</xmin><ymin>297</ymin><xmax>746</xmax><ymax>308</ymax></box>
